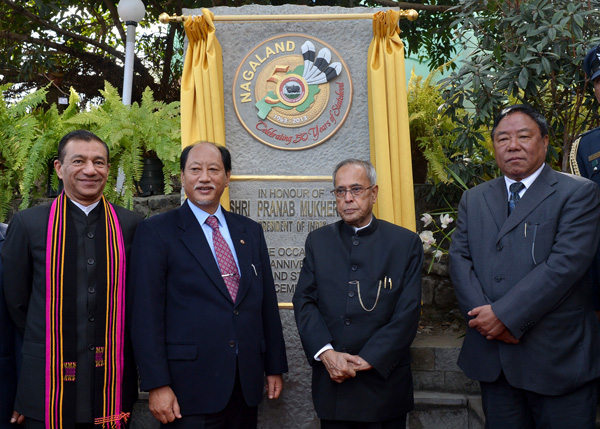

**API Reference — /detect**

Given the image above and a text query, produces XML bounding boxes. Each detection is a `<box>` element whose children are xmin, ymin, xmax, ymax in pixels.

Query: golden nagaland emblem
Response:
<box><xmin>233</xmin><ymin>34</ymin><xmax>352</xmax><ymax>150</ymax></box>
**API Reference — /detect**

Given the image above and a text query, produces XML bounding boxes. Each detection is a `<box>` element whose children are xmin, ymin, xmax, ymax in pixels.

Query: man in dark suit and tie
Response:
<box><xmin>2</xmin><ymin>130</ymin><xmax>141</xmax><ymax>428</ymax></box>
<box><xmin>450</xmin><ymin>104</ymin><xmax>600</xmax><ymax>427</ymax></box>
<box><xmin>293</xmin><ymin>159</ymin><xmax>423</xmax><ymax>428</ymax></box>
<box><xmin>130</xmin><ymin>141</ymin><xmax>288</xmax><ymax>428</ymax></box>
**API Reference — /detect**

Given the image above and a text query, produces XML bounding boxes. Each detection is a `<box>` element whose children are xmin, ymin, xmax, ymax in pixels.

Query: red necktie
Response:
<box><xmin>206</xmin><ymin>216</ymin><xmax>239</xmax><ymax>302</ymax></box>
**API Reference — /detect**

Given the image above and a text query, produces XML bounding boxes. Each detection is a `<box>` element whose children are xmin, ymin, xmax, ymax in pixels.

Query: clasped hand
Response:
<box><xmin>320</xmin><ymin>349</ymin><xmax>372</xmax><ymax>383</ymax></box>
<box><xmin>468</xmin><ymin>305</ymin><xmax>519</xmax><ymax>344</ymax></box>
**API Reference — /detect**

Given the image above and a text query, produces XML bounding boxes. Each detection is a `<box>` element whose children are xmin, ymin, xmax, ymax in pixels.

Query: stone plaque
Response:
<box><xmin>229</xmin><ymin>180</ymin><xmax>339</xmax><ymax>302</ymax></box>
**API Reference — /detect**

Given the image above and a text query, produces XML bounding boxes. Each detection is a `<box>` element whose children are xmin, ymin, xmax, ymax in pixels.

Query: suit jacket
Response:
<box><xmin>0</xmin><ymin>222</ymin><xmax>22</xmax><ymax>429</ymax></box>
<box><xmin>129</xmin><ymin>202</ymin><xmax>288</xmax><ymax>415</ymax></box>
<box><xmin>293</xmin><ymin>218</ymin><xmax>422</xmax><ymax>422</ymax></box>
<box><xmin>1</xmin><ymin>202</ymin><xmax>141</xmax><ymax>420</ymax></box>
<box><xmin>449</xmin><ymin>164</ymin><xmax>600</xmax><ymax>395</ymax></box>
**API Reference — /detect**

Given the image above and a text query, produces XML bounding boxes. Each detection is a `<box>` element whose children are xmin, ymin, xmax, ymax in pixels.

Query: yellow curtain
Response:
<box><xmin>367</xmin><ymin>10</ymin><xmax>415</xmax><ymax>231</ymax></box>
<box><xmin>181</xmin><ymin>8</ymin><xmax>229</xmax><ymax>207</ymax></box>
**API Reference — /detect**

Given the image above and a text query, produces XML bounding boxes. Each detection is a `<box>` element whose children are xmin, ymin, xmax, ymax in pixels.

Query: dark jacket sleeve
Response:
<box><xmin>292</xmin><ymin>232</ymin><xmax>335</xmax><ymax>365</ymax></box>
<box><xmin>257</xmin><ymin>224</ymin><xmax>288</xmax><ymax>375</ymax></box>
<box><xmin>2</xmin><ymin>213</ymin><xmax>33</xmax><ymax>334</ymax></box>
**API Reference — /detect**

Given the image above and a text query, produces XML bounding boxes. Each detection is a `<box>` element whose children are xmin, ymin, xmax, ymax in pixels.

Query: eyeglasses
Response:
<box><xmin>330</xmin><ymin>185</ymin><xmax>374</xmax><ymax>198</ymax></box>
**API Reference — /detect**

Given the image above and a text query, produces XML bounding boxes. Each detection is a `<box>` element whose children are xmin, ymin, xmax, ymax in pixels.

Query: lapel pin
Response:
<box><xmin>240</xmin><ymin>239</ymin><xmax>245</xmax><ymax>244</ymax></box>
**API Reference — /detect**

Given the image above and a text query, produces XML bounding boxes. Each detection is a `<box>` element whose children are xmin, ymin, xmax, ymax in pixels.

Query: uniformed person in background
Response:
<box><xmin>569</xmin><ymin>44</ymin><xmax>600</xmax><ymax>317</ymax></box>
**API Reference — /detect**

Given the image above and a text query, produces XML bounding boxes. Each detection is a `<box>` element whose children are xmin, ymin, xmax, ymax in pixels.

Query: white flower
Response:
<box><xmin>434</xmin><ymin>250</ymin><xmax>444</xmax><ymax>261</ymax></box>
<box><xmin>440</xmin><ymin>213</ymin><xmax>454</xmax><ymax>229</ymax></box>
<box><xmin>421</xmin><ymin>213</ymin><xmax>433</xmax><ymax>227</ymax></box>
<box><xmin>419</xmin><ymin>230</ymin><xmax>436</xmax><ymax>251</ymax></box>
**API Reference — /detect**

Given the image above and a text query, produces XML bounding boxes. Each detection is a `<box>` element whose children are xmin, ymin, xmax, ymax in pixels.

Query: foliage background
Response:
<box><xmin>440</xmin><ymin>0</ymin><xmax>600</xmax><ymax>173</ymax></box>
<box><xmin>0</xmin><ymin>0</ymin><xmax>458</xmax><ymax>106</ymax></box>
<box><xmin>0</xmin><ymin>83</ymin><xmax>181</xmax><ymax>222</ymax></box>
<box><xmin>3</xmin><ymin>0</ymin><xmax>600</xmax><ymax>222</ymax></box>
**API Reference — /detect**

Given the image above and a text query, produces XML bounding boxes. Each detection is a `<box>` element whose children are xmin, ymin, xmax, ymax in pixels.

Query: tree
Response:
<box><xmin>0</xmin><ymin>0</ymin><xmax>192</xmax><ymax>105</ymax></box>
<box><xmin>440</xmin><ymin>0</ymin><xmax>600</xmax><ymax>172</ymax></box>
<box><xmin>0</xmin><ymin>0</ymin><xmax>460</xmax><ymax>105</ymax></box>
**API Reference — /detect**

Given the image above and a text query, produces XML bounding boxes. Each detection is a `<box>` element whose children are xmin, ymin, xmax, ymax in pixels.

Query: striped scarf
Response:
<box><xmin>45</xmin><ymin>192</ymin><xmax>129</xmax><ymax>428</ymax></box>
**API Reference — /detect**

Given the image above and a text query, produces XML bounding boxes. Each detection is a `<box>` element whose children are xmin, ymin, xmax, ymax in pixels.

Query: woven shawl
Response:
<box><xmin>45</xmin><ymin>192</ymin><xmax>129</xmax><ymax>428</ymax></box>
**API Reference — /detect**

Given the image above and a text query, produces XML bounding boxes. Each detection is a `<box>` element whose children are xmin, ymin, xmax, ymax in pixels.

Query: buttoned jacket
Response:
<box><xmin>129</xmin><ymin>202</ymin><xmax>288</xmax><ymax>415</ymax></box>
<box><xmin>293</xmin><ymin>217</ymin><xmax>422</xmax><ymax>422</ymax></box>
<box><xmin>450</xmin><ymin>164</ymin><xmax>600</xmax><ymax>395</ymax></box>
<box><xmin>1</xmin><ymin>202</ymin><xmax>141</xmax><ymax>420</ymax></box>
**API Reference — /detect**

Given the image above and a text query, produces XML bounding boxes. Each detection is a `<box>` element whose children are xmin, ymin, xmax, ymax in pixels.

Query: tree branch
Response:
<box><xmin>0</xmin><ymin>0</ymin><xmax>124</xmax><ymax>58</ymax></box>
<box><xmin>369</xmin><ymin>1</ymin><xmax>457</xmax><ymax>12</ymax></box>
<box><xmin>0</xmin><ymin>31</ymin><xmax>115</xmax><ymax>66</ymax></box>
<box><xmin>103</xmin><ymin>0</ymin><xmax>126</xmax><ymax>43</ymax></box>
<box><xmin>0</xmin><ymin>29</ymin><xmax>157</xmax><ymax>97</ymax></box>
<box><xmin>159</xmin><ymin>25</ymin><xmax>177</xmax><ymax>95</ymax></box>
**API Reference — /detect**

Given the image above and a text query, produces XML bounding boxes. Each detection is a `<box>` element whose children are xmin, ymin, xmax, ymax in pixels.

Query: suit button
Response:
<box><xmin>88</xmin><ymin>315</ymin><xmax>95</xmax><ymax>322</ymax></box>
<box><xmin>87</xmin><ymin>258</ymin><xmax>95</xmax><ymax>265</ymax></box>
<box><xmin>88</xmin><ymin>344</ymin><xmax>94</xmax><ymax>351</ymax></box>
<box><xmin>234</xmin><ymin>310</ymin><xmax>239</xmax><ymax>316</ymax></box>
<box><xmin>345</xmin><ymin>319</ymin><xmax>351</xmax><ymax>325</ymax></box>
<box><xmin>87</xmin><ymin>232</ymin><xmax>94</xmax><ymax>239</ymax></box>
<box><xmin>494</xmin><ymin>276</ymin><xmax>502</xmax><ymax>282</ymax></box>
<box><xmin>348</xmin><ymin>291</ymin><xmax>355</xmax><ymax>297</ymax></box>
<box><xmin>353</xmin><ymin>240</ymin><xmax>359</xmax><ymax>246</ymax></box>
<box><xmin>496</xmin><ymin>245</ymin><xmax>503</xmax><ymax>251</ymax></box>
<box><xmin>228</xmin><ymin>341</ymin><xmax>235</xmax><ymax>348</ymax></box>
<box><xmin>351</xmin><ymin>265</ymin><xmax>357</xmax><ymax>271</ymax></box>
<box><xmin>88</xmin><ymin>287</ymin><xmax>95</xmax><ymax>294</ymax></box>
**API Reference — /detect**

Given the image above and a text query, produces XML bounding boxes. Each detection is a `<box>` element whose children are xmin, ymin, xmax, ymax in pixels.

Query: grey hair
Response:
<box><xmin>332</xmin><ymin>159</ymin><xmax>377</xmax><ymax>187</ymax></box>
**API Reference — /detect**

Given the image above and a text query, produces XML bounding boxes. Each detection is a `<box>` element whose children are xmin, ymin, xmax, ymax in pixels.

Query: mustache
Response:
<box><xmin>194</xmin><ymin>184</ymin><xmax>216</xmax><ymax>190</ymax></box>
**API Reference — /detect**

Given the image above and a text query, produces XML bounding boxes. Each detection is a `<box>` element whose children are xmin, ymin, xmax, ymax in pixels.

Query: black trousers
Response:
<box><xmin>161</xmin><ymin>370</ymin><xmax>257</xmax><ymax>429</ymax></box>
<box><xmin>480</xmin><ymin>371</ymin><xmax>598</xmax><ymax>429</ymax></box>
<box><xmin>320</xmin><ymin>415</ymin><xmax>407</xmax><ymax>429</ymax></box>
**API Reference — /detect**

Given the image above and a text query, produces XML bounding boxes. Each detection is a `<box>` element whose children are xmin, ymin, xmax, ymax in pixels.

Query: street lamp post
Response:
<box><xmin>117</xmin><ymin>0</ymin><xmax>146</xmax><ymax>106</ymax></box>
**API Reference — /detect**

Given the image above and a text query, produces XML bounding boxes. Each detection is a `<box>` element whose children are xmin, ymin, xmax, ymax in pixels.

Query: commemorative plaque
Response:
<box><xmin>233</xmin><ymin>34</ymin><xmax>353</xmax><ymax>150</ymax></box>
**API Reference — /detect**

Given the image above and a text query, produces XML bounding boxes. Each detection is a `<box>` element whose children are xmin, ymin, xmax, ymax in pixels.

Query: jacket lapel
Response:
<box><xmin>497</xmin><ymin>164</ymin><xmax>557</xmax><ymax>240</ymax></box>
<box><xmin>178</xmin><ymin>202</ymin><xmax>234</xmax><ymax>302</ymax></box>
<box><xmin>483</xmin><ymin>177</ymin><xmax>509</xmax><ymax>232</ymax></box>
<box><xmin>224</xmin><ymin>210</ymin><xmax>252</xmax><ymax>307</ymax></box>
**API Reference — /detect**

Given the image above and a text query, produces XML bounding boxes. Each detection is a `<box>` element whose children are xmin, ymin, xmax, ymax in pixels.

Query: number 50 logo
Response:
<box><xmin>233</xmin><ymin>34</ymin><xmax>353</xmax><ymax>151</ymax></box>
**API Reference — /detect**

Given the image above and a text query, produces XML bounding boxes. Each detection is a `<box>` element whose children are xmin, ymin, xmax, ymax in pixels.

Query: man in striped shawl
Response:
<box><xmin>2</xmin><ymin>130</ymin><xmax>142</xmax><ymax>428</ymax></box>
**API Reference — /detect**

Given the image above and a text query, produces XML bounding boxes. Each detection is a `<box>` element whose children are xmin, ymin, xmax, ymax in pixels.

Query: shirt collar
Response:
<box><xmin>341</xmin><ymin>215</ymin><xmax>378</xmax><ymax>236</ymax></box>
<box><xmin>353</xmin><ymin>216</ymin><xmax>374</xmax><ymax>233</ymax></box>
<box><xmin>70</xmin><ymin>199</ymin><xmax>100</xmax><ymax>216</ymax></box>
<box><xmin>503</xmin><ymin>163</ymin><xmax>545</xmax><ymax>196</ymax></box>
<box><xmin>187</xmin><ymin>199</ymin><xmax>225</xmax><ymax>226</ymax></box>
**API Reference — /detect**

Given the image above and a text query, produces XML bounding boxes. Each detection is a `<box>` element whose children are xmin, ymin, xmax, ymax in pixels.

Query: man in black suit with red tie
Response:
<box><xmin>130</xmin><ymin>142</ymin><xmax>288</xmax><ymax>428</ymax></box>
